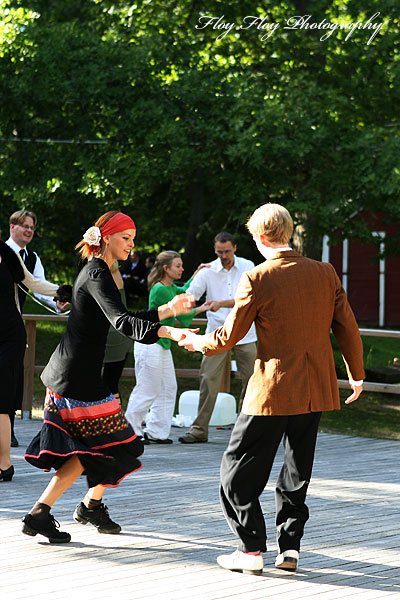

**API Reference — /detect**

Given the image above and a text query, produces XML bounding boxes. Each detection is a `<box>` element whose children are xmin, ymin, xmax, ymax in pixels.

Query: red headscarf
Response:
<box><xmin>100</xmin><ymin>212</ymin><xmax>136</xmax><ymax>236</ymax></box>
<box><xmin>83</xmin><ymin>212</ymin><xmax>136</xmax><ymax>255</ymax></box>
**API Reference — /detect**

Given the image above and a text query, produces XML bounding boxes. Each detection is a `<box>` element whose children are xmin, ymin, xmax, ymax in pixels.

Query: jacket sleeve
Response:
<box><xmin>330</xmin><ymin>266</ymin><xmax>365</xmax><ymax>381</ymax></box>
<box><xmin>202</xmin><ymin>271</ymin><xmax>258</xmax><ymax>355</ymax></box>
<box><xmin>88</xmin><ymin>269</ymin><xmax>161</xmax><ymax>344</ymax></box>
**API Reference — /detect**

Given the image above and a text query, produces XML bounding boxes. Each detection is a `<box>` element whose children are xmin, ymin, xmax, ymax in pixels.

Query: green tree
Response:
<box><xmin>0</xmin><ymin>0</ymin><xmax>399</xmax><ymax>278</ymax></box>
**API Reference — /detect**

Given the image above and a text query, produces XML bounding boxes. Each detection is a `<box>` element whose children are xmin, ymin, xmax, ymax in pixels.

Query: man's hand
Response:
<box><xmin>345</xmin><ymin>382</ymin><xmax>363</xmax><ymax>404</ymax></box>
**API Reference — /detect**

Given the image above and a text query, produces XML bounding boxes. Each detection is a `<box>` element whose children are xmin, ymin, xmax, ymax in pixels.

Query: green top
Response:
<box><xmin>149</xmin><ymin>279</ymin><xmax>196</xmax><ymax>350</ymax></box>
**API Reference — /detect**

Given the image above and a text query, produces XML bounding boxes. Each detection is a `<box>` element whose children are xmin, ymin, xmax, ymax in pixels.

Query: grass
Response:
<box><xmin>320</xmin><ymin>391</ymin><xmax>400</xmax><ymax>441</ymax></box>
<box><xmin>23</xmin><ymin>295</ymin><xmax>400</xmax><ymax>440</ymax></box>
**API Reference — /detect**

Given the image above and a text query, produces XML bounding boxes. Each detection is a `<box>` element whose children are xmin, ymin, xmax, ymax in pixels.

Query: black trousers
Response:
<box><xmin>220</xmin><ymin>411</ymin><xmax>322</xmax><ymax>553</ymax></box>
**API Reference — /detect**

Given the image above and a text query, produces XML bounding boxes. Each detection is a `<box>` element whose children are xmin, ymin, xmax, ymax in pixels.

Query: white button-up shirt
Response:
<box><xmin>187</xmin><ymin>255</ymin><xmax>257</xmax><ymax>345</ymax></box>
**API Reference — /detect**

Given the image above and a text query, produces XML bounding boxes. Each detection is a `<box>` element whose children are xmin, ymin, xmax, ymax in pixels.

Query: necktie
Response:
<box><xmin>19</xmin><ymin>248</ymin><xmax>26</xmax><ymax>262</ymax></box>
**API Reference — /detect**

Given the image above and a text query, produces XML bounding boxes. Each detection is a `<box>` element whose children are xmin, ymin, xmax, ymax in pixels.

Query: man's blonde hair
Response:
<box><xmin>246</xmin><ymin>203</ymin><xmax>293</xmax><ymax>245</ymax></box>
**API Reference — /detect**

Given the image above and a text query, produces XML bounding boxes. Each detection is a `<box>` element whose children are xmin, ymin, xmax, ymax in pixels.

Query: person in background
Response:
<box><xmin>125</xmin><ymin>251</ymin><xmax>212</xmax><ymax>444</ymax></box>
<box><xmin>0</xmin><ymin>240</ymin><xmax>66</xmax><ymax>482</ymax></box>
<box><xmin>120</xmin><ymin>249</ymin><xmax>148</xmax><ymax>298</ymax></box>
<box><xmin>6</xmin><ymin>210</ymin><xmax>59</xmax><ymax>312</ymax></box>
<box><xmin>144</xmin><ymin>254</ymin><xmax>156</xmax><ymax>281</ymax></box>
<box><xmin>178</xmin><ymin>232</ymin><xmax>257</xmax><ymax>444</ymax></box>
<box><xmin>102</xmin><ymin>261</ymin><xmax>132</xmax><ymax>405</ymax></box>
<box><xmin>6</xmin><ymin>209</ymin><xmax>63</xmax><ymax>447</ymax></box>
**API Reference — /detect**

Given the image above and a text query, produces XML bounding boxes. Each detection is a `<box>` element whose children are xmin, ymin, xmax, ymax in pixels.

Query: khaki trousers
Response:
<box><xmin>189</xmin><ymin>342</ymin><xmax>257</xmax><ymax>440</ymax></box>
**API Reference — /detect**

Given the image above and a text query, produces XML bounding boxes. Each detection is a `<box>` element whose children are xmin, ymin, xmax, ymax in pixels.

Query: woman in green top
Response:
<box><xmin>125</xmin><ymin>251</ymin><xmax>211</xmax><ymax>444</ymax></box>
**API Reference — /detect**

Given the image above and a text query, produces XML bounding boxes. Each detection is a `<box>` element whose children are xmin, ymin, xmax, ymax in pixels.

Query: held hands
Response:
<box><xmin>54</xmin><ymin>284</ymin><xmax>72</xmax><ymax>311</ymax></box>
<box><xmin>206</xmin><ymin>300</ymin><xmax>221</xmax><ymax>312</ymax></box>
<box><xmin>345</xmin><ymin>382</ymin><xmax>363</xmax><ymax>404</ymax></box>
<box><xmin>165</xmin><ymin>327</ymin><xmax>200</xmax><ymax>344</ymax></box>
<box><xmin>196</xmin><ymin>300</ymin><xmax>214</xmax><ymax>314</ymax></box>
<box><xmin>178</xmin><ymin>330</ymin><xmax>202</xmax><ymax>352</ymax></box>
<box><xmin>56</xmin><ymin>300</ymin><xmax>70</xmax><ymax>311</ymax></box>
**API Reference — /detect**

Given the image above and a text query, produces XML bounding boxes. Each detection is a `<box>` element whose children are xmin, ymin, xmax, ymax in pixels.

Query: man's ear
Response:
<box><xmin>258</xmin><ymin>233</ymin><xmax>269</xmax><ymax>247</ymax></box>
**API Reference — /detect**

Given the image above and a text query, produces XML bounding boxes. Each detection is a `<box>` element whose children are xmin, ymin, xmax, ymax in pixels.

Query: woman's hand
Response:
<box><xmin>191</xmin><ymin>263</ymin><xmax>211</xmax><ymax>278</ymax></box>
<box><xmin>168</xmin><ymin>293</ymin><xmax>196</xmax><ymax>316</ymax></box>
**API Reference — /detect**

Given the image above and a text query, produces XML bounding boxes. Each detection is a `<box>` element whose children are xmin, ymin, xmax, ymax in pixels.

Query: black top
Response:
<box><xmin>0</xmin><ymin>240</ymin><xmax>25</xmax><ymax>339</ymax></box>
<box><xmin>41</xmin><ymin>258</ymin><xmax>162</xmax><ymax>402</ymax></box>
<box><xmin>18</xmin><ymin>247</ymin><xmax>37</xmax><ymax>310</ymax></box>
<box><xmin>0</xmin><ymin>241</ymin><xmax>27</xmax><ymax>413</ymax></box>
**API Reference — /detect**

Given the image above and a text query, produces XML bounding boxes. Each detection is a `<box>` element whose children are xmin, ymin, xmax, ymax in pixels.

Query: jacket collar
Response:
<box><xmin>266</xmin><ymin>249</ymin><xmax>302</xmax><ymax>260</ymax></box>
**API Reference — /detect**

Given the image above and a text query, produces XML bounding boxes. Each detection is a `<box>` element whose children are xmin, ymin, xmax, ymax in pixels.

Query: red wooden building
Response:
<box><xmin>322</xmin><ymin>213</ymin><xmax>400</xmax><ymax>327</ymax></box>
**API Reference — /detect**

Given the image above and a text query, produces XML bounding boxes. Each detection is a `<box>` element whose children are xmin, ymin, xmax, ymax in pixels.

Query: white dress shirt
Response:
<box><xmin>186</xmin><ymin>255</ymin><xmax>257</xmax><ymax>345</ymax></box>
<box><xmin>6</xmin><ymin>237</ymin><xmax>58</xmax><ymax>311</ymax></box>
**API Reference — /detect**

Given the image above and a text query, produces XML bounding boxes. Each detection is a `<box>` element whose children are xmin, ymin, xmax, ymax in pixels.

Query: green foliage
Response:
<box><xmin>1</xmin><ymin>0</ymin><xmax>399</xmax><ymax>277</ymax></box>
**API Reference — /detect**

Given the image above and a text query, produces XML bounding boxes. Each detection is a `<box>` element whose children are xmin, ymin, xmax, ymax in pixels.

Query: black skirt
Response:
<box><xmin>25</xmin><ymin>389</ymin><xmax>144</xmax><ymax>488</ymax></box>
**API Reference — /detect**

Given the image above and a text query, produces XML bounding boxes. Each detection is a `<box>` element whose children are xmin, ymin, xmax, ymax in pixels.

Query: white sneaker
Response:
<box><xmin>275</xmin><ymin>549</ymin><xmax>299</xmax><ymax>571</ymax></box>
<box><xmin>217</xmin><ymin>549</ymin><xmax>263</xmax><ymax>575</ymax></box>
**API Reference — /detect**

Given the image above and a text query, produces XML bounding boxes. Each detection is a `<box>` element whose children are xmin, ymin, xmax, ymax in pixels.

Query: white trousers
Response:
<box><xmin>125</xmin><ymin>342</ymin><xmax>177</xmax><ymax>440</ymax></box>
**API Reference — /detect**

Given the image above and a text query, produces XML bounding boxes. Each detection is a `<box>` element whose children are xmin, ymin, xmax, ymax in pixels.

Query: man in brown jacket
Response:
<box><xmin>180</xmin><ymin>203</ymin><xmax>364</xmax><ymax>575</ymax></box>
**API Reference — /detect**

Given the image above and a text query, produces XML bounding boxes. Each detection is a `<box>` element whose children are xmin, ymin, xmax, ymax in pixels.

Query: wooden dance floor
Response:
<box><xmin>1</xmin><ymin>420</ymin><xmax>400</xmax><ymax>600</ymax></box>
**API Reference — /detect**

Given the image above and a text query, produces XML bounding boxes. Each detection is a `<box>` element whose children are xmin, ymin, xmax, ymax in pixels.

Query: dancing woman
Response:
<box><xmin>22</xmin><ymin>212</ymin><xmax>195</xmax><ymax>543</ymax></box>
<box><xmin>125</xmin><ymin>251</ymin><xmax>210</xmax><ymax>443</ymax></box>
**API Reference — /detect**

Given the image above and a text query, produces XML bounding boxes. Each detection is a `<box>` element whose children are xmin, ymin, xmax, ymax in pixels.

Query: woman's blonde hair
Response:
<box><xmin>246</xmin><ymin>203</ymin><xmax>293</xmax><ymax>245</ymax></box>
<box><xmin>147</xmin><ymin>250</ymin><xmax>180</xmax><ymax>290</ymax></box>
<box><xmin>75</xmin><ymin>211</ymin><xmax>119</xmax><ymax>260</ymax></box>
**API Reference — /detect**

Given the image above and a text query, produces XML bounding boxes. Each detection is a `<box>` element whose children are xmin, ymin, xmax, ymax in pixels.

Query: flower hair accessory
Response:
<box><xmin>83</xmin><ymin>226</ymin><xmax>101</xmax><ymax>247</ymax></box>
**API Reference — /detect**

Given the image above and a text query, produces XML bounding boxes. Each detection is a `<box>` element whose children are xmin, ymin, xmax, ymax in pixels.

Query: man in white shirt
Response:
<box><xmin>6</xmin><ymin>210</ymin><xmax>58</xmax><ymax>312</ymax></box>
<box><xmin>179</xmin><ymin>232</ymin><xmax>257</xmax><ymax>443</ymax></box>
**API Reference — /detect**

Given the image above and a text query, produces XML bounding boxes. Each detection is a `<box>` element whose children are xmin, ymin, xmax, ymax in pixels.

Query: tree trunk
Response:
<box><xmin>292</xmin><ymin>212</ymin><xmax>323</xmax><ymax>261</ymax></box>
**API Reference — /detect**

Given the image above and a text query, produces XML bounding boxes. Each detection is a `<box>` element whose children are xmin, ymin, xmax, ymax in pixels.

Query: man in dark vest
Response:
<box><xmin>6</xmin><ymin>210</ymin><xmax>58</xmax><ymax>446</ymax></box>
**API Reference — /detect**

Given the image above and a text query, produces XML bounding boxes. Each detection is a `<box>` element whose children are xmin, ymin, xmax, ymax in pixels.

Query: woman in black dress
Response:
<box><xmin>22</xmin><ymin>211</ymin><xmax>195</xmax><ymax>543</ymax></box>
<box><xmin>0</xmin><ymin>241</ymin><xmax>60</xmax><ymax>482</ymax></box>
